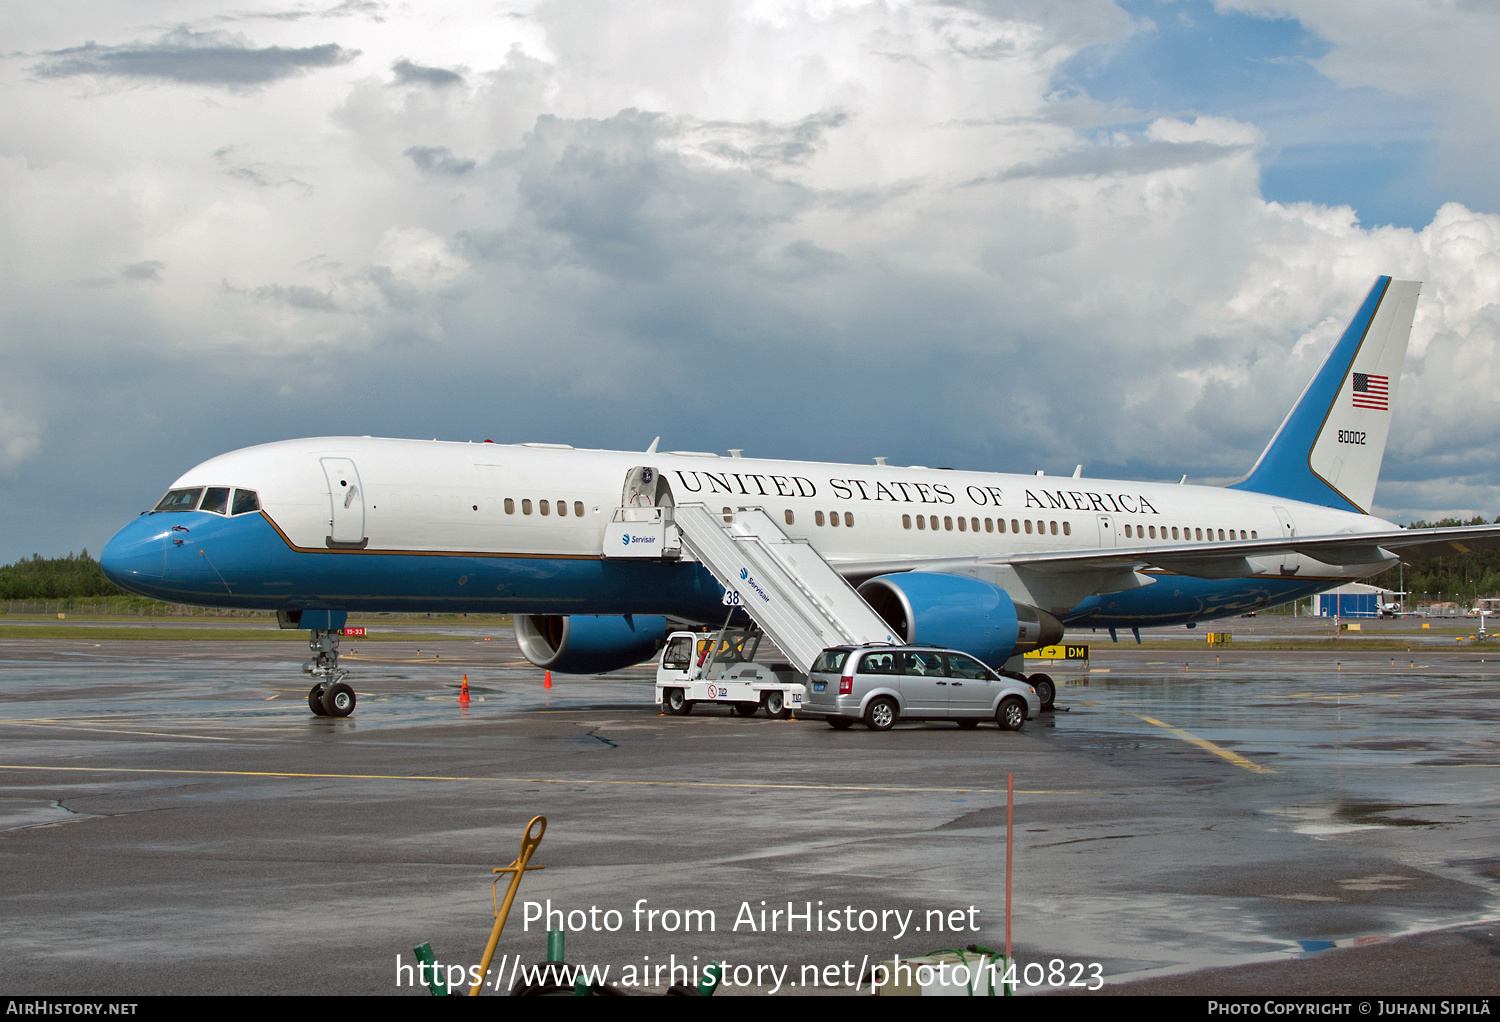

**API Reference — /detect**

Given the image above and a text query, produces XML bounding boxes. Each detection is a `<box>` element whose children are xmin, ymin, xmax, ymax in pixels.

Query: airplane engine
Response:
<box><xmin>514</xmin><ymin>614</ymin><xmax>669</xmax><ymax>675</ymax></box>
<box><xmin>857</xmin><ymin>572</ymin><xmax>1064</xmax><ymax>666</ymax></box>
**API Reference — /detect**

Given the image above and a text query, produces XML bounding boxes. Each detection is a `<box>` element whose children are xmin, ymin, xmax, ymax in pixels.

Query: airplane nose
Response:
<box><xmin>100</xmin><ymin>515</ymin><xmax>169</xmax><ymax>592</ymax></box>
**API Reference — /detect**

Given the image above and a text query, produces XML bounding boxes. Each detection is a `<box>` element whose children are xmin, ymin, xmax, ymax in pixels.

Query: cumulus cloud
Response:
<box><xmin>4</xmin><ymin>0</ymin><xmax>1500</xmax><ymax>557</ymax></box>
<box><xmin>391</xmin><ymin>58</ymin><xmax>464</xmax><ymax>88</ymax></box>
<box><xmin>33</xmin><ymin>28</ymin><xmax>359</xmax><ymax>87</ymax></box>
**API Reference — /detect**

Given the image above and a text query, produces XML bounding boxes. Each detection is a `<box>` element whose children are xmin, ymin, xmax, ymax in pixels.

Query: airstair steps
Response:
<box><xmin>669</xmin><ymin>503</ymin><xmax>898</xmax><ymax>673</ymax></box>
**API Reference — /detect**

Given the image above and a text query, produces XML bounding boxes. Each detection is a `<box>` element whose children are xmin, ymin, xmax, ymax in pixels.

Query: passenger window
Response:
<box><xmin>845</xmin><ymin>512</ymin><xmax>853</xmax><ymax>527</ymax></box>
<box><xmin>522</xmin><ymin>499</ymin><xmax>532</xmax><ymax>515</ymax></box>
<box><xmin>985</xmin><ymin>518</ymin><xmax>993</xmax><ymax>533</ymax></box>
<box><xmin>1025</xmin><ymin>520</ymin><xmax>1033</xmax><ymax>534</ymax></box>
<box><xmin>540</xmin><ymin>500</ymin><xmax>550</xmax><ymax>516</ymax></box>
<box><xmin>948</xmin><ymin>654</ymin><xmax>992</xmax><ymax>680</ymax></box>
<box><xmin>1125</xmin><ymin>524</ymin><xmax>1132</xmax><ymax>538</ymax></box>
<box><xmin>1171</xmin><ymin>527</ymin><xmax>1178</xmax><ymax>539</ymax></box>
<box><xmin>860</xmin><ymin>652</ymin><xmax>898</xmax><ymax>675</ymax></box>
<box><xmin>944</xmin><ymin>516</ymin><xmax>953</xmax><ymax>531</ymax></box>
<box><xmin>998</xmin><ymin>519</ymin><xmax>1006</xmax><ymax>533</ymax></box>
<box><xmin>829</xmin><ymin>511</ymin><xmax>840</xmax><ymax>527</ymax></box>
<box><xmin>971</xmin><ymin>517</ymin><xmax>979</xmax><ymax>532</ymax></box>
<box><xmin>1063</xmin><ymin>521</ymin><xmax>1071</xmax><ymax>536</ymax></box>
<box><xmin>1011</xmin><ymin>519</ymin><xmax>1019</xmax><ymax>533</ymax></box>
<box><xmin>199</xmin><ymin>487</ymin><xmax>230</xmax><ymax>514</ymax></box>
<box><xmin>231</xmin><ymin>489</ymin><xmax>260</xmax><ymax>515</ymax></box>
<box><xmin>505</xmin><ymin>498</ymin><xmax>515</xmax><ymax>514</ymax></box>
<box><xmin>785</xmin><ymin>510</ymin><xmax>795</xmax><ymax>525</ymax></box>
<box><xmin>1194</xmin><ymin>527</ymin><xmax>1202</xmax><ymax>540</ymax></box>
<box><xmin>903</xmin><ymin>514</ymin><xmax>912</xmax><ymax>529</ymax></box>
<box><xmin>815</xmin><ymin>511</ymin><xmax>825</xmax><ymax>526</ymax></box>
<box><xmin>1050</xmin><ymin>521</ymin><xmax>1058</xmax><ymax>535</ymax></box>
<box><xmin>958</xmin><ymin>517</ymin><xmax>967</xmax><ymax>532</ymax></box>
<box><xmin>900</xmin><ymin>650</ymin><xmax>946</xmax><ymax>676</ymax></box>
<box><xmin>1149</xmin><ymin>525</ymin><xmax>1156</xmax><ymax>539</ymax></box>
<box><xmin>154</xmin><ymin>487</ymin><xmax>204</xmax><ymax>512</ymax></box>
<box><xmin>1218</xmin><ymin>529</ymin><xmax>1225</xmax><ymax>540</ymax></box>
<box><xmin>575</xmin><ymin>501</ymin><xmax>585</xmax><ymax>517</ymax></box>
<box><xmin>1251</xmin><ymin>530</ymin><xmax>1257</xmax><ymax>539</ymax></box>
<box><xmin>557</xmin><ymin>500</ymin><xmax>567</xmax><ymax>517</ymax></box>
<box><xmin>916</xmin><ymin>515</ymin><xmax>925</xmax><ymax>530</ymax></box>
<box><xmin>929</xmin><ymin>516</ymin><xmax>938</xmax><ymax>530</ymax></box>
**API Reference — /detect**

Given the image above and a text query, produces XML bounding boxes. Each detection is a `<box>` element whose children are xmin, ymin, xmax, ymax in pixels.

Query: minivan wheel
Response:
<box><xmin>827</xmin><ymin>716</ymin><xmax>854</xmax><ymax>730</ymax></box>
<box><xmin>864</xmin><ymin>698</ymin><xmax>898</xmax><ymax>731</ymax></box>
<box><xmin>997</xmin><ymin>696</ymin><xmax>1026</xmax><ymax>732</ymax></box>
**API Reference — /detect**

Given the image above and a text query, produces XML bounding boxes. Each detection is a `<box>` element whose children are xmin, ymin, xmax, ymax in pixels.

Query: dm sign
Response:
<box><xmin>1023</xmin><ymin>644</ymin><xmax>1089</xmax><ymax>661</ymax></box>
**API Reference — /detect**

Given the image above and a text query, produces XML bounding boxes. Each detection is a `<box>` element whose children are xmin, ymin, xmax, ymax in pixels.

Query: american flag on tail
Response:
<box><xmin>1351</xmin><ymin>373</ymin><xmax>1389</xmax><ymax>410</ymax></box>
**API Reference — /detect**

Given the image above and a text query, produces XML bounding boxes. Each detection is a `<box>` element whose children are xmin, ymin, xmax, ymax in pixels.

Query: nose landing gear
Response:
<box><xmin>304</xmin><ymin>628</ymin><xmax>356</xmax><ymax>717</ymax></box>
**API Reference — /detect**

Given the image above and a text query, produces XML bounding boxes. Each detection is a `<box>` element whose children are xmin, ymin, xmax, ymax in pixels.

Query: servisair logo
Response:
<box><xmin>738</xmin><ymin>566</ymin><xmax>771</xmax><ymax>603</ymax></box>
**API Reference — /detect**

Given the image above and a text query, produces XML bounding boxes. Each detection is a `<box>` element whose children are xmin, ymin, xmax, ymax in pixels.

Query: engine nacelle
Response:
<box><xmin>514</xmin><ymin>614</ymin><xmax>668</xmax><ymax>675</ymax></box>
<box><xmin>857</xmin><ymin>572</ymin><xmax>1064</xmax><ymax>666</ymax></box>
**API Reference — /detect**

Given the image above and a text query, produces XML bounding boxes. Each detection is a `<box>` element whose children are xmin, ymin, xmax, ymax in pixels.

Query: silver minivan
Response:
<box><xmin>802</xmin><ymin>645</ymin><xmax>1040</xmax><ymax>731</ymax></box>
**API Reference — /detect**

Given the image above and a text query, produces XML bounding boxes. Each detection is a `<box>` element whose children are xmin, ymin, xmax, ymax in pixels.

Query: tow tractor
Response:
<box><xmin>654</xmin><ymin>624</ymin><xmax>806</xmax><ymax>719</ymax></box>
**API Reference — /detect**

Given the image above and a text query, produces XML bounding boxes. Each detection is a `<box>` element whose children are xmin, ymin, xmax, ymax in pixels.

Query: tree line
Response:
<box><xmin>0</xmin><ymin>551</ymin><xmax>123</xmax><ymax>600</ymax></box>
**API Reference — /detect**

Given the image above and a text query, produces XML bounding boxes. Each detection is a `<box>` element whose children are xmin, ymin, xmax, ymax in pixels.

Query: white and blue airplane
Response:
<box><xmin>100</xmin><ymin>277</ymin><xmax>1499</xmax><ymax>716</ymax></box>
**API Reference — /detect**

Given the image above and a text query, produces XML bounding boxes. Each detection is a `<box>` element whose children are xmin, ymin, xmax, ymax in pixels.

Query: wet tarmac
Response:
<box><xmin>1</xmin><ymin>633</ymin><xmax>1497</xmax><ymax>995</ymax></box>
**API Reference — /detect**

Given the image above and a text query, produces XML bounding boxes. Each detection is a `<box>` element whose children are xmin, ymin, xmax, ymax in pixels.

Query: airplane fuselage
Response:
<box><xmin>100</xmin><ymin>437</ymin><xmax>1395</xmax><ymax>628</ymax></box>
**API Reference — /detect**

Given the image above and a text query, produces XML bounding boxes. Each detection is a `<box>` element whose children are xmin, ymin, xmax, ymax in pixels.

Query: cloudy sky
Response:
<box><xmin>3</xmin><ymin>0</ymin><xmax>1499</xmax><ymax>561</ymax></box>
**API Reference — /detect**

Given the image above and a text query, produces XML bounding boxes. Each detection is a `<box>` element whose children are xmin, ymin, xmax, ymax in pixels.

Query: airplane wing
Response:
<box><xmin>830</xmin><ymin>523</ymin><xmax>1500</xmax><ymax>581</ymax></box>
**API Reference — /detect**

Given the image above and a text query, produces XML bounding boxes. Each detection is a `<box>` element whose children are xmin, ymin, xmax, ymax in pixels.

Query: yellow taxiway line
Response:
<box><xmin>1136</xmin><ymin>714</ymin><xmax>1276</xmax><ymax>774</ymax></box>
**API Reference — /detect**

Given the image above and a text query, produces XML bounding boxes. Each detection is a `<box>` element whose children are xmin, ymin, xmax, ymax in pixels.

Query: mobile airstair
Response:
<box><xmin>608</xmin><ymin>503</ymin><xmax>898</xmax><ymax>674</ymax></box>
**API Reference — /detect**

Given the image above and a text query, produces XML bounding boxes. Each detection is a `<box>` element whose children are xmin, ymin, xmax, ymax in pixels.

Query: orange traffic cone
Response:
<box><xmin>459</xmin><ymin>674</ymin><xmax>470</xmax><ymax>705</ymax></box>
<box><xmin>544</xmin><ymin>670</ymin><xmax>552</xmax><ymax>690</ymax></box>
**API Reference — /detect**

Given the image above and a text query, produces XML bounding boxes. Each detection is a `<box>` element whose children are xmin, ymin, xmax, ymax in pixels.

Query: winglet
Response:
<box><xmin>1229</xmin><ymin>277</ymin><xmax>1420</xmax><ymax>514</ymax></box>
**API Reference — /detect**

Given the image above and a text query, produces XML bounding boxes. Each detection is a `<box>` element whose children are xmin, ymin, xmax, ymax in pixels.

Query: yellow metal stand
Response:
<box><xmin>469</xmin><ymin>815</ymin><xmax>547</xmax><ymax>996</ymax></box>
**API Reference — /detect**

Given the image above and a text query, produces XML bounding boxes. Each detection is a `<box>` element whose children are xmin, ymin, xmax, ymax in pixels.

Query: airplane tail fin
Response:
<box><xmin>1228</xmin><ymin>276</ymin><xmax>1421</xmax><ymax>514</ymax></box>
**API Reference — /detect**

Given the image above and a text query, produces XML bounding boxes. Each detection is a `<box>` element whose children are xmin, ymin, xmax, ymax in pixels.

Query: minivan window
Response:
<box><xmin>947</xmin><ymin>654</ymin><xmax>993</xmax><ymax>680</ymax></box>
<box><xmin>900</xmin><ymin>650</ymin><xmax>946</xmax><ymax>676</ymax></box>
<box><xmin>859</xmin><ymin>651</ymin><xmax>900</xmax><ymax>675</ymax></box>
<box><xmin>811</xmin><ymin>649</ymin><xmax>850</xmax><ymax>673</ymax></box>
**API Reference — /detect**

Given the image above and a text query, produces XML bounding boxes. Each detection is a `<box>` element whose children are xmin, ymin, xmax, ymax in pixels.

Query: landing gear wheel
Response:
<box><xmin>826</xmin><ymin>716</ymin><xmax>854</xmax><ymax>730</ymax></box>
<box><xmin>322</xmin><ymin>681</ymin><xmax>356</xmax><ymax>717</ymax></box>
<box><xmin>734</xmin><ymin>702</ymin><xmax>760</xmax><ymax>718</ymax></box>
<box><xmin>1029</xmin><ymin>673</ymin><xmax>1056</xmax><ymax>711</ymax></box>
<box><xmin>762</xmin><ymin>690</ymin><xmax>787</xmax><ymax>719</ymax></box>
<box><xmin>997</xmin><ymin>696</ymin><xmax>1026</xmax><ymax>732</ymax></box>
<box><xmin>864</xmin><ymin>697</ymin><xmax>898</xmax><ymax>731</ymax></box>
<box><xmin>664</xmin><ymin>688</ymin><xmax>692</xmax><ymax>716</ymax></box>
<box><xmin>308</xmin><ymin>682</ymin><xmax>328</xmax><ymax>716</ymax></box>
<box><xmin>956</xmin><ymin>718</ymin><xmax>980</xmax><ymax>729</ymax></box>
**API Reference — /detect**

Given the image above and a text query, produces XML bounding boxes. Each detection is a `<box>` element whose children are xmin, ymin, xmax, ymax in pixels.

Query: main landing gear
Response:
<box><xmin>305</xmin><ymin>628</ymin><xmax>356</xmax><ymax>717</ymax></box>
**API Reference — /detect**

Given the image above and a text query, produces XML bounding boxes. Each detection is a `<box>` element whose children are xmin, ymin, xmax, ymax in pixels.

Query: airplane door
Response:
<box><xmin>321</xmin><ymin>457</ymin><xmax>367</xmax><ymax>548</ymax></box>
<box><xmin>622</xmin><ymin>466</ymin><xmax>673</xmax><ymax>508</ymax></box>
<box><xmin>1273</xmin><ymin>506</ymin><xmax>1300</xmax><ymax>575</ymax></box>
<box><xmin>1096</xmin><ymin>514</ymin><xmax>1117</xmax><ymax>546</ymax></box>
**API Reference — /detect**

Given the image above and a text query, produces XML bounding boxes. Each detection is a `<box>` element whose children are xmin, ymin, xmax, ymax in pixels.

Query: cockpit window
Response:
<box><xmin>155</xmin><ymin>488</ymin><xmax>203</xmax><ymax>512</ymax></box>
<box><xmin>231</xmin><ymin>489</ymin><xmax>260</xmax><ymax>515</ymax></box>
<box><xmin>200</xmin><ymin>487</ymin><xmax>230</xmax><ymax>514</ymax></box>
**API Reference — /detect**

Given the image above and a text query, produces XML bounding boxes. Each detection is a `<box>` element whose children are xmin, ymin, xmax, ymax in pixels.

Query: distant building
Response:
<box><xmin>1315</xmin><ymin>582</ymin><xmax>1398</xmax><ymax>618</ymax></box>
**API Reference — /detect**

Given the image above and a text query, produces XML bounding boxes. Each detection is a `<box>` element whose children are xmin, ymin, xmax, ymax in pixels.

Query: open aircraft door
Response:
<box><xmin>622</xmin><ymin>466</ymin><xmax>673</xmax><ymax>509</ymax></box>
<box><xmin>321</xmin><ymin>457</ymin><xmax>368</xmax><ymax>548</ymax></box>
